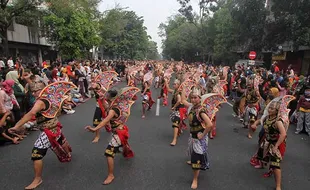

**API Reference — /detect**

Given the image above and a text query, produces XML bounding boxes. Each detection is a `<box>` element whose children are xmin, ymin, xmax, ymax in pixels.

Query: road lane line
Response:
<box><xmin>156</xmin><ymin>99</ymin><xmax>160</xmax><ymax>116</ymax></box>
<box><xmin>227</xmin><ymin>102</ymin><xmax>233</xmax><ymax>107</ymax></box>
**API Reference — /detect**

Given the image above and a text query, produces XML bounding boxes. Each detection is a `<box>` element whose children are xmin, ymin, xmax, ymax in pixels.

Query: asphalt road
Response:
<box><xmin>1</xmin><ymin>83</ymin><xmax>310</xmax><ymax>190</ymax></box>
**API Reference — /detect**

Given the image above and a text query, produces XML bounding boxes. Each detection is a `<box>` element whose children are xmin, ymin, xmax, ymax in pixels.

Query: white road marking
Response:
<box><xmin>156</xmin><ymin>99</ymin><xmax>160</xmax><ymax>116</ymax></box>
<box><xmin>227</xmin><ymin>102</ymin><xmax>233</xmax><ymax>107</ymax></box>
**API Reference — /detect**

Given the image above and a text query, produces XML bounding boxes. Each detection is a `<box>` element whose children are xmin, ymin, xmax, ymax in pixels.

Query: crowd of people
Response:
<box><xmin>0</xmin><ymin>58</ymin><xmax>126</xmax><ymax>145</ymax></box>
<box><xmin>1</xmin><ymin>57</ymin><xmax>309</xmax><ymax>190</ymax></box>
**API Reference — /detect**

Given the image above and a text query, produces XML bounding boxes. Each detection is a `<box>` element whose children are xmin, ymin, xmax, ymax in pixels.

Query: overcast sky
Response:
<box><xmin>99</xmin><ymin>0</ymin><xmax>199</xmax><ymax>53</ymax></box>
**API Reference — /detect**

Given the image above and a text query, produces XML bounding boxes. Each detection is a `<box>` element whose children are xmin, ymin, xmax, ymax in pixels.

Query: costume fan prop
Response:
<box><xmin>261</xmin><ymin>95</ymin><xmax>295</xmax><ymax>130</ymax></box>
<box><xmin>143</xmin><ymin>71</ymin><xmax>153</xmax><ymax>84</ymax></box>
<box><xmin>178</xmin><ymin>80</ymin><xmax>196</xmax><ymax>99</ymax></box>
<box><xmin>94</xmin><ymin>71</ymin><xmax>118</xmax><ymax>97</ymax></box>
<box><xmin>222</xmin><ymin>66</ymin><xmax>229</xmax><ymax>81</ymax></box>
<box><xmin>200</xmin><ymin>93</ymin><xmax>227</xmax><ymax>121</ymax></box>
<box><xmin>183</xmin><ymin>72</ymin><xmax>194</xmax><ymax>81</ymax></box>
<box><xmin>213</xmin><ymin>80</ymin><xmax>228</xmax><ymax>96</ymax></box>
<box><xmin>164</xmin><ymin>69</ymin><xmax>174</xmax><ymax>80</ymax></box>
<box><xmin>253</xmin><ymin>75</ymin><xmax>263</xmax><ymax>91</ymax></box>
<box><xmin>193</xmin><ymin>71</ymin><xmax>202</xmax><ymax>83</ymax></box>
<box><xmin>110</xmin><ymin>87</ymin><xmax>140</xmax><ymax>125</ymax></box>
<box><xmin>39</xmin><ymin>81</ymin><xmax>77</xmax><ymax>118</ymax></box>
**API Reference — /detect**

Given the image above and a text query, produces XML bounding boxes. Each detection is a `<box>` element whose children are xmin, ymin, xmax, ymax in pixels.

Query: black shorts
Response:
<box><xmin>104</xmin><ymin>144</ymin><xmax>122</xmax><ymax>158</ymax></box>
<box><xmin>31</xmin><ymin>135</ymin><xmax>64</xmax><ymax>161</ymax></box>
<box><xmin>191</xmin><ymin>151</ymin><xmax>209</xmax><ymax>170</ymax></box>
<box><xmin>93</xmin><ymin>107</ymin><xmax>103</xmax><ymax>127</ymax></box>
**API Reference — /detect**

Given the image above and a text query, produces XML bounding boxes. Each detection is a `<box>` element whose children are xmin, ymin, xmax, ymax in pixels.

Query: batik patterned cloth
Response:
<box><xmin>188</xmin><ymin>134</ymin><xmax>210</xmax><ymax>170</ymax></box>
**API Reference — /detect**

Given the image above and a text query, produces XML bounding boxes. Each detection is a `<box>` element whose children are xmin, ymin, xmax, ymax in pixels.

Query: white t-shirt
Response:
<box><xmin>0</xmin><ymin>60</ymin><xmax>5</xmax><ymax>68</ymax></box>
<box><xmin>7</xmin><ymin>59</ymin><xmax>14</xmax><ymax>68</ymax></box>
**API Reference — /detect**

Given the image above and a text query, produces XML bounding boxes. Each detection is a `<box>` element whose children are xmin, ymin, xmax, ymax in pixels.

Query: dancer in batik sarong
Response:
<box><xmin>180</xmin><ymin>87</ymin><xmax>226</xmax><ymax>189</ymax></box>
<box><xmin>250</xmin><ymin>95</ymin><xmax>295</xmax><ymax>190</ymax></box>
<box><xmin>89</xmin><ymin>71</ymin><xmax>118</xmax><ymax>143</ymax></box>
<box><xmin>86</xmin><ymin>87</ymin><xmax>139</xmax><ymax>185</ymax></box>
<box><xmin>9</xmin><ymin>81</ymin><xmax>75</xmax><ymax>190</ymax></box>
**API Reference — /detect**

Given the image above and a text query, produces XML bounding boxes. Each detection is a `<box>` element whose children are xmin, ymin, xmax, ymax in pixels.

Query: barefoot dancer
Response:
<box><xmin>85</xmin><ymin>87</ymin><xmax>139</xmax><ymax>185</ymax></box>
<box><xmin>242</xmin><ymin>77</ymin><xmax>260</xmax><ymax>139</ymax></box>
<box><xmin>180</xmin><ymin>87</ymin><xmax>226</xmax><ymax>189</ymax></box>
<box><xmin>9</xmin><ymin>81</ymin><xmax>75</xmax><ymax>190</ymax></box>
<box><xmin>89</xmin><ymin>71</ymin><xmax>118</xmax><ymax>143</ymax></box>
<box><xmin>168</xmin><ymin>79</ymin><xmax>185</xmax><ymax>146</ymax></box>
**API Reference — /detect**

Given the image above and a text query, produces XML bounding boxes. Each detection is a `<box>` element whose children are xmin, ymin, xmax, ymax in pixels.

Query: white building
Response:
<box><xmin>4</xmin><ymin>1</ymin><xmax>56</xmax><ymax>64</ymax></box>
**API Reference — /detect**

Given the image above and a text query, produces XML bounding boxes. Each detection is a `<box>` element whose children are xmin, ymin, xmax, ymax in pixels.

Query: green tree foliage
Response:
<box><xmin>265</xmin><ymin>0</ymin><xmax>310</xmax><ymax>50</ymax></box>
<box><xmin>99</xmin><ymin>8</ymin><xmax>158</xmax><ymax>60</ymax></box>
<box><xmin>145</xmin><ymin>41</ymin><xmax>160</xmax><ymax>60</ymax></box>
<box><xmin>0</xmin><ymin>0</ymin><xmax>43</xmax><ymax>57</ymax></box>
<box><xmin>212</xmin><ymin>5</ymin><xmax>239</xmax><ymax>61</ymax></box>
<box><xmin>42</xmin><ymin>0</ymin><xmax>101</xmax><ymax>59</ymax></box>
<box><xmin>162</xmin><ymin>0</ymin><xmax>310</xmax><ymax>63</ymax></box>
<box><xmin>159</xmin><ymin>15</ymin><xmax>200</xmax><ymax>61</ymax></box>
<box><xmin>230</xmin><ymin>0</ymin><xmax>267</xmax><ymax>51</ymax></box>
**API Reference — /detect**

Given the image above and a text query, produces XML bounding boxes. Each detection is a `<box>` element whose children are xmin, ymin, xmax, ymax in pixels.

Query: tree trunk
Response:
<box><xmin>0</xmin><ymin>28</ymin><xmax>9</xmax><ymax>57</ymax></box>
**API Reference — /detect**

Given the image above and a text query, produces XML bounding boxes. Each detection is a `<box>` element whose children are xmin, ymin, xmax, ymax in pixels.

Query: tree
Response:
<box><xmin>264</xmin><ymin>0</ymin><xmax>310</xmax><ymax>50</ymax></box>
<box><xmin>0</xmin><ymin>0</ymin><xmax>43</xmax><ymax>57</ymax></box>
<box><xmin>145</xmin><ymin>41</ymin><xmax>160</xmax><ymax>60</ymax></box>
<box><xmin>230</xmin><ymin>0</ymin><xmax>267</xmax><ymax>52</ymax></box>
<box><xmin>159</xmin><ymin>15</ymin><xmax>200</xmax><ymax>61</ymax></box>
<box><xmin>99</xmin><ymin>8</ymin><xmax>156</xmax><ymax>60</ymax></box>
<box><xmin>212</xmin><ymin>4</ymin><xmax>239</xmax><ymax>62</ymax></box>
<box><xmin>42</xmin><ymin>0</ymin><xmax>101</xmax><ymax>59</ymax></box>
<box><xmin>177</xmin><ymin>0</ymin><xmax>218</xmax><ymax>62</ymax></box>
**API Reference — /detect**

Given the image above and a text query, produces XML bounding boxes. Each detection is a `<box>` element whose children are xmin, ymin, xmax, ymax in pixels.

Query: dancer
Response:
<box><xmin>168</xmin><ymin>79</ymin><xmax>185</xmax><ymax>146</ymax></box>
<box><xmin>250</xmin><ymin>95</ymin><xmax>295</xmax><ymax>190</ymax></box>
<box><xmin>159</xmin><ymin>73</ymin><xmax>168</xmax><ymax>106</ymax></box>
<box><xmin>85</xmin><ymin>87</ymin><xmax>139</xmax><ymax>185</ymax></box>
<box><xmin>9</xmin><ymin>81</ymin><xmax>75</xmax><ymax>189</ymax></box>
<box><xmin>89</xmin><ymin>71</ymin><xmax>118</xmax><ymax>143</ymax></box>
<box><xmin>181</xmin><ymin>87</ymin><xmax>226</xmax><ymax>189</ymax></box>
<box><xmin>243</xmin><ymin>78</ymin><xmax>260</xmax><ymax>139</ymax></box>
<box><xmin>141</xmin><ymin>72</ymin><xmax>154</xmax><ymax>118</ymax></box>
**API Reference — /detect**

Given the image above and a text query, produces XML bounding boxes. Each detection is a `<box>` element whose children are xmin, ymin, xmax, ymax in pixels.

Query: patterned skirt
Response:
<box><xmin>188</xmin><ymin>134</ymin><xmax>210</xmax><ymax>170</ymax></box>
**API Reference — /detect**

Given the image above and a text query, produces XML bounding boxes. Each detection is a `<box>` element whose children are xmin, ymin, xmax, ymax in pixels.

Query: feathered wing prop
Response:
<box><xmin>201</xmin><ymin>93</ymin><xmax>227</xmax><ymax>121</ymax></box>
<box><xmin>178</xmin><ymin>80</ymin><xmax>196</xmax><ymax>99</ymax></box>
<box><xmin>39</xmin><ymin>81</ymin><xmax>77</xmax><ymax>118</ymax></box>
<box><xmin>110</xmin><ymin>87</ymin><xmax>140</xmax><ymax>125</ymax></box>
<box><xmin>261</xmin><ymin>95</ymin><xmax>295</xmax><ymax>131</ymax></box>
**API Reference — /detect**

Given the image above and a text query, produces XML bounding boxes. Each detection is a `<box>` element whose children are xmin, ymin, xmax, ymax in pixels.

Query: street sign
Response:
<box><xmin>249</xmin><ymin>51</ymin><xmax>256</xmax><ymax>60</ymax></box>
<box><xmin>248</xmin><ymin>60</ymin><xmax>255</xmax><ymax>66</ymax></box>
